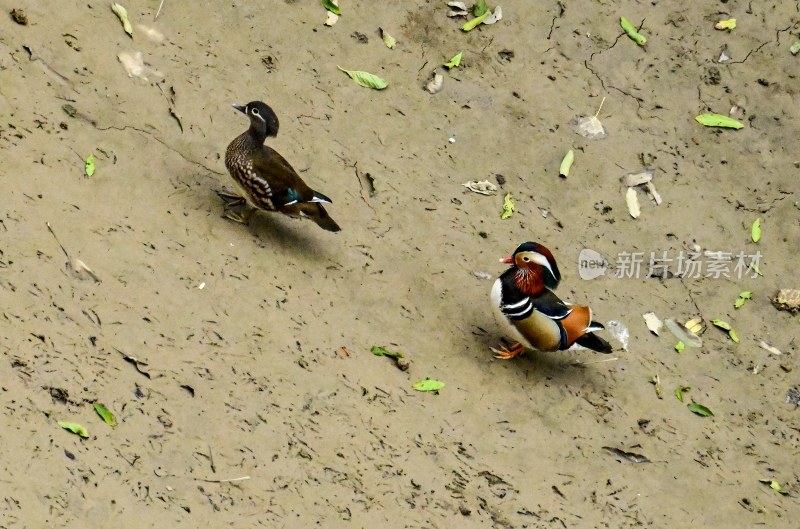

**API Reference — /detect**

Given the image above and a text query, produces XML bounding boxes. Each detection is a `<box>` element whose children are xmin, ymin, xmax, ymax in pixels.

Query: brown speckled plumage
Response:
<box><xmin>223</xmin><ymin>101</ymin><xmax>340</xmax><ymax>232</ymax></box>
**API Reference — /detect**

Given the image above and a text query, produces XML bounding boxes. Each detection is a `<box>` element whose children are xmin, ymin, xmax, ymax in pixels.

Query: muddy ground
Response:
<box><xmin>1</xmin><ymin>1</ymin><xmax>798</xmax><ymax>527</ymax></box>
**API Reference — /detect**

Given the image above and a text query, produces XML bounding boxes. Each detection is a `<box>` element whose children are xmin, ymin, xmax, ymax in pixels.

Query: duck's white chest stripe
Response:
<box><xmin>503</xmin><ymin>299</ymin><xmax>534</xmax><ymax>319</ymax></box>
<box><xmin>503</xmin><ymin>297</ymin><xmax>530</xmax><ymax>310</ymax></box>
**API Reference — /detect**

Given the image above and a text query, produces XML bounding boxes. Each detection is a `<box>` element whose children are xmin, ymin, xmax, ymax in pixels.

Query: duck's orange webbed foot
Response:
<box><xmin>491</xmin><ymin>341</ymin><xmax>526</xmax><ymax>360</ymax></box>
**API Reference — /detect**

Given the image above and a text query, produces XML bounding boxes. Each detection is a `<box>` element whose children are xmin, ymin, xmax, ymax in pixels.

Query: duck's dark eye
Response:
<box><xmin>252</xmin><ymin>108</ymin><xmax>260</xmax><ymax>115</ymax></box>
<box><xmin>523</xmin><ymin>256</ymin><xmax>530</xmax><ymax>262</ymax></box>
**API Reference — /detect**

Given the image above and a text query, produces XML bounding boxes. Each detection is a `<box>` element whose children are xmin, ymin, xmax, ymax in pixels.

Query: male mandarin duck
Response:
<box><xmin>221</xmin><ymin>100</ymin><xmax>341</xmax><ymax>232</ymax></box>
<box><xmin>491</xmin><ymin>242</ymin><xmax>613</xmax><ymax>358</ymax></box>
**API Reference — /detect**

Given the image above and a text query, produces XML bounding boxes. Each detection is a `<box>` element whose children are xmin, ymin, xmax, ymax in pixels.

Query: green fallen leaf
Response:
<box><xmin>749</xmin><ymin>262</ymin><xmax>764</xmax><ymax>276</ymax></box>
<box><xmin>444</xmin><ymin>52</ymin><xmax>462</xmax><ymax>69</ymax></box>
<box><xmin>712</xmin><ymin>319</ymin><xmax>739</xmax><ymax>343</ymax></box>
<box><xmin>759</xmin><ymin>479</ymin><xmax>789</xmax><ymax>495</ymax></box>
<box><xmin>791</xmin><ymin>41</ymin><xmax>800</xmax><ymax>55</ymax></box>
<box><xmin>675</xmin><ymin>341</ymin><xmax>685</xmax><ymax>353</ymax></box>
<box><xmin>111</xmin><ymin>3</ymin><xmax>133</xmax><ymax>38</ymax></box>
<box><xmin>461</xmin><ymin>10</ymin><xmax>491</xmax><ymax>31</ymax></box>
<box><xmin>337</xmin><ymin>66</ymin><xmax>388</xmax><ymax>90</ymax></box>
<box><xmin>371</xmin><ymin>345</ymin><xmax>403</xmax><ymax>359</ymax></box>
<box><xmin>675</xmin><ymin>385</ymin><xmax>691</xmax><ymax>402</ymax></box>
<box><xmin>714</xmin><ymin>18</ymin><xmax>736</xmax><ymax>31</ymax></box>
<box><xmin>735</xmin><ymin>291</ymin><xmax>752</xmax><ymax>309</ymax></box>
<box><xmin>620</xmin><ymin>17</ymin><xmax>647</xmax><ymax>45</ymax></box>
<box><xmin>321</xmin><ymin>0</ymin><xmax>340</xmax><ymax>15</ymax></box>
<box><xmin>85</xmin><ymin>155</ymin><xmax>95</xmax><ymax>177</ymax></box>
<box><xmin>500</xmin><ymin>193</ymin><xmax>515</xmax><ymax>220</ymax></box>
<box><xmin>751</xmin><ymin>218</ymin><xmax>762</xmax><ymax>242</ymax></box>
<box><xmin>687</xmin><ymin>402</ymin><xmax>714</xmax><ymax>417</ymax></box>
<box><xmin>58</xmin><ymin>421</ymin><xmax>89</xmax><ymax>438</ymax></box>
<box><xmin>559</xmin><ymin>149</ymin><xmax>574</xmax><ymax>178</ymax></box>
<box><xmin>711</xmin><ymin>319</ymin><xmax>732</xmax><ymax>331</ymax></box>
<box><xmin>93</xmin><ymin>403</ymin><xmax>117</xmax><ymax>427</ymax></box>
<box><xmin>413</xmin><ymin>379</ymin><xmax>445</xmax><ymax>392</ymax></box>
<box><xmin>694</xmin><ymin>113</ymin><xmax>744</xmax><ymax>129</ymax></box>
<box><xmin>380</xmin><ymin>29</ymin><xmax>396</xmax><ymax>49</ymax></box>
<box><xmin>473</xmin><ymin>0</ymin><xmax>488</xmax><ymax>17</ymax></box>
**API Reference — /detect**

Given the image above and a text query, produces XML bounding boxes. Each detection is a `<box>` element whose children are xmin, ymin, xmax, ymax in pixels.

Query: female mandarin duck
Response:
<box><xmin>491</xmin><ymin>242</ymin><xmax>612</xmax><ymax>358</ymax></box>
<box><xmin>221</xmin><ymin>101</ymin><xmax>340</xmax><ymax>232</ymax></box>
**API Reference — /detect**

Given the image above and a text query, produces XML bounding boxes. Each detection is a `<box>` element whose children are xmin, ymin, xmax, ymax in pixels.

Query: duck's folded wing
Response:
<box><xmin>530</xmin><ymin>290</ymin><xmax>572</xmax><ymax>319</ymax></box>
<box><xmin>501</xmin><ymin>289</ymin><xmax>572</xmax><ymax>321</ymax></box>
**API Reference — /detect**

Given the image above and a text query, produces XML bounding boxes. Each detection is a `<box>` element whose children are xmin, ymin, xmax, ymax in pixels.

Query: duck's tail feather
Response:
<box><xmin>298</xmin><ymin>202</ymin><xmax>341</xmax><ymax>232</ymax></box>
<box><xmin>576</xmin><ymin>332</ymin><xmax>613</xmax><ymax>354</ymax></box>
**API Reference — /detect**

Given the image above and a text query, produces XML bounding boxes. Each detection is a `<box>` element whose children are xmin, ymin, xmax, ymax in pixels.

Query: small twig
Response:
<box><xmin>194</xmin><ymin>475</ymin><xmax>250</xmax><ymax>483</ymax></box>
<box><xmin>155</xmin><ymin>0</ymin><xmax>165</xmax><ymax>20</ymax></box>
<box><xmin>572</xmin><ymin>356</ymin><xmax>619</xmax><ymax>367</ymax></box>
<box><xmin>46</xmin><ymin>222</ymin><xmax>70</xmax><ymax>259</ymax></box>
<box><xmin>207</xmin><ymin>442</ymin><xmax>217</xmax><ymax>474</ymax></box>
<box><xmin>594</xmin><ymin>96</ymin><xmax>606</xmax><ymax>119</ymax></box>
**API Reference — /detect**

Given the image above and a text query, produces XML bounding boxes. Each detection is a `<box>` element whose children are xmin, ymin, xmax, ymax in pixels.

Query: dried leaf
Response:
<box><xmin>462</xmin><ymin>180</ymin><xmax>497</xmax><ymax>195</ymax></box>
<box><xmin>445</xmin><ymin>52</ymin><xmax>462</xmax><ymax>69</ymax></box>
<box><xmin>58</xmin><ymin>421</ymin><xmax>89</xmax><ymax>438</ymax></box>
<box><xmin>602</xmin><ymin>446</ymin><xmax>650</xmax><ymax>463</ymax></box>
<box><xmin>684</xmin><ymin>317</ymin><xmax>704</xmax><ymax>334</ymax></box>
<box><xmin>642</xmin><ymin>312</ymin><xmax>662</xmax><ymax>335</ymax></box>
<box><xmin>379</xmin><ymin>28</ymin><xmax>396</xmax><ymax>49</ymax></box>
<box><xmin>751</xmin><ymin>218</ymin><xmax>762</xmax><ymax>242</ymax></box>
<box><xmin>695</xmin><ymin>113</ymin><xmax>744</xmax><ymax>129</ymax></box>
<box><xmin>644</xmin><ymin>181</ymin><xmax>662</xmax><ymax>205</ymax></box>
<box><xmin>85</xmin><ymin>155</ymin><xmax>95</xmax><ymax>177</ymax></box>
<box><xmin>483</xmin><ymin>7</ymin><xmax>503</xmax><ymax>25</ymax></box>
<box><xmin>111</xmin><ymin>3</ymin><xmax>133</xmax><ymax>37</ymax></box>
<box><xmin>324</xmin><ymin>11</ymin><xmax>338</xmax><ymax>26</ymax></box>
<box><xmin>447</xmin><ymin>2</ymin><xmax>469</xmax><ymax>17</ymax></box>
<box><xmin>622</xmin><ymin>171</ymin><xmax>653</xmax><ymax>187</ymax></box>
<box><xmin>757</xmin><ymin>340</ymin><xmax>782</xmax><ymax>356</ymax></box>
<box><xmin>625</xmin><ymin>187</ymin><xmax>641</xmax><ymax>218</ymax></box>
<box><xmin>425</xmin><ymin>72</ymin><xmax>444</xmax><ymax>94</ymax></box>
<box><xmin>337</xmin><ymin>66</ymin><xmax>388</xmax><ymax>89</ymax></box>
<box><xmin>500</xmin><ymin>193</ymin><xmax>515</xmax><ymax>219</ymax></box>
<box><xmin>69</xmin><ymin>258</ymin><xmax>101</xmax><ymax>283</ymax></box>
<box><xmin>412</xmin><ymin>379</ymin><xmax>445</xmax><ymax>392</ymax></box>
<box><xmin>665</xmin><ymin>318</ymin><xmax>703</xmax><ymax>348</ymax></box>
<box><xmin>93</xmin><ymin>403</ymin><xmax>117</xmax><ymax>427</ymax></box>
<box><xmin>620</xmin><ymin>17</ymin><xmax>646</xmax><ymax>45</ymax></box>
<box><xmin>559</xmin><ymin>149</ymin><xmax>574</xmax><ymax>178</ymax></box>
<box><xmin>687</xmin><ymin>402</ymin><xmax>714</xmax><ymax>417</ymax></box>
<box><xmin>650</xmin><ymin>374</ymin><xmax>662</xmax><ymax>398</ymax></box>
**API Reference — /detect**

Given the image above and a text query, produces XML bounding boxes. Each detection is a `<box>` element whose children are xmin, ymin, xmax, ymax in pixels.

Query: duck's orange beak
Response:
<box><xmin>499</xmin><ymin>256</ymin><xmax>514</xmax><ymax>264</ymax></box>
